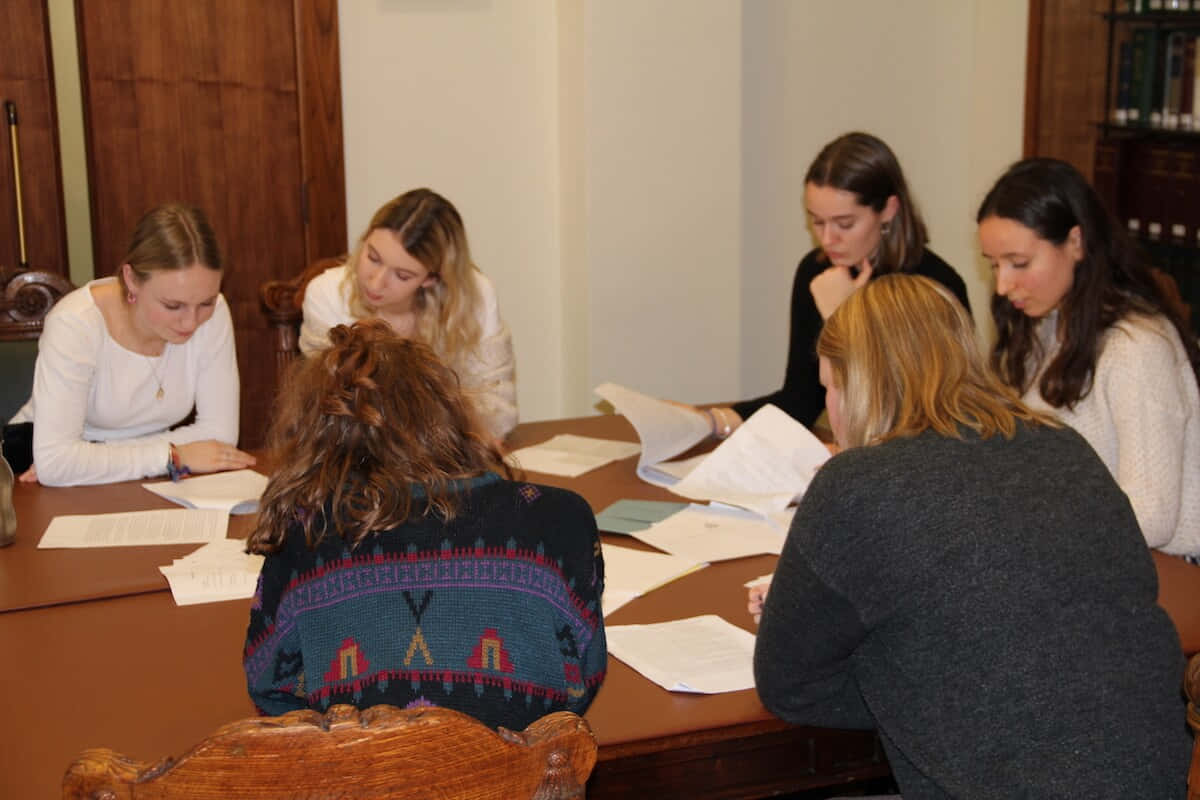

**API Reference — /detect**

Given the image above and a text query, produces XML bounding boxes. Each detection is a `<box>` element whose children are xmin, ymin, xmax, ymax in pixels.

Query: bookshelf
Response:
<box><xmin>1094</xmin><ymin>1</ymin><xmax>1200</xmax><ymax>334</ymax></box>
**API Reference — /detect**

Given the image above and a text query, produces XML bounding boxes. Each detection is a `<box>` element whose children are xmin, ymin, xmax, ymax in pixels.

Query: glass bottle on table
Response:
<box><xmin>0</xmin><ymin>443</ymin><xmax>15</xmax><ymax>547</ymax></box>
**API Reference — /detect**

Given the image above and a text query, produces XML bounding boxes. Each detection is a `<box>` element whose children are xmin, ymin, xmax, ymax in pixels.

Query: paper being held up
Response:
<box><xmin>38</xmin><ymin>509</ymin><xmax>229</xmax><ymax>549</ymax></box>
<box><xmin>142</xmin><ymin>469</ymin><xmax>270</xmax><ymax>515</ymax></box>
<box><xmin>593</xmin><ymin>383</ymin><xmax>711</xmax><ymax>487</ymax></box>
<box><xmin>507</xmin><ymin>434</ymin><xmax>640</xmax><ymax>478</ymax></box>
<box><xmin>671</xmin><ymin>405</ymin><xmax>830</xmax><ymax>515</ymax></box>
<box><xmin>606</xmin><ymin>614</ymin><xmax>756</xmax><ymax>693</ymax></box>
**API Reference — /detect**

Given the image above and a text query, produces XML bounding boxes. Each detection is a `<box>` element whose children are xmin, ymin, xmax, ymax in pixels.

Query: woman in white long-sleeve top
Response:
<box><xmin>6</xmin><ymin>204</ymin><xmax>254</xmax><ymax>487</ymax></box>
<box><xmin>299</xmin><ymin>188</ymin><xmax>518</xmax><ymax>441</ymax></box>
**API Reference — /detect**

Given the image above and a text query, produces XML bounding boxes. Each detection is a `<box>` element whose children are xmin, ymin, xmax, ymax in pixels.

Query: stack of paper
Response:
<box><xmin>506</xmin><ymin>434</ymin><xmax>641</xmax><ymax>478</ymax></box>
<box><xmin>594</xmin><ymin>383</ymin><xmax>830</xmax><ymax>515</ymax></box>
<box><xmin>594</xmin><ymin>499</ymin><xmax>688</xmax><ymax>534</ymax></box>
<box><xmin>142</xmin><ymin>469</ymin><xmax>270</xmax><ymax>515</ymax></box>
<box><xmin>606</xmin><ymin>615</ymin><xmax>757</xmax><ymax>693</ymax></box>
<box><xmin>630</xmin><ymin>504</ymin><xmax>789</xmax><ymax>564</ymax></box>
<box><xmin>38</xmin><ymin>508</ymin><xmax>229</xmax><ymax>549</ymax></box>
<box><xmin>601</xmin><ymin>542</ymin><xmax>705</xmax><ymax>615</ymax></box>
<box><xmin>158</xmin><ymin>538</ymin><xmax>265</xmax><ymax>606</ymax></box>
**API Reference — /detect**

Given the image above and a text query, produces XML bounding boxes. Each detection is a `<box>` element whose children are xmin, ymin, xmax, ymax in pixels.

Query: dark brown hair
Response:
<box><xmin>978</xmin><ymin>157</ymin><xmax>1200</xmax><ymax>407</ymax></box>
<box><xmin>806</xmin><ymin>132</ymin><xmax>928</xmax><ymax>272</ymax></box>
<box><xmin>248</xmin><ymin>319</ymin><xmax>511</xmax><ymax>554</ymax></box>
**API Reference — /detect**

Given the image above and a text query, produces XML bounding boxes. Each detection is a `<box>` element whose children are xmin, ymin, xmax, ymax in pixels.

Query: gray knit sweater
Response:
<box><xmin>754</xmin><ymin>424</ymin><xmax>1189</xmax><ymax>799</ymax></box>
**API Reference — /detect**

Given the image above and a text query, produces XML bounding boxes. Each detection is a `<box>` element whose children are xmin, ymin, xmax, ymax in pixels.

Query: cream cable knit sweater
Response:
<box><xmin>1022</xmin><ymin>310</ymin><xmax>1200</xmax><ymax>557</ymax></box>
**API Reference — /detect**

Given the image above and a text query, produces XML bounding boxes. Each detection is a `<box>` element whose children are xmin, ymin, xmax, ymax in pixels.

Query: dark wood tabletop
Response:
<box><xmin>0</xmin><ymin>414</ymin><xmax>888</xmax><ymax>799</ymax></box>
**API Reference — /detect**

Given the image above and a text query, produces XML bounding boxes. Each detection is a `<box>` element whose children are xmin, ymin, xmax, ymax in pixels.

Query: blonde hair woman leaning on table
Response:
<box><xmin>5</xmin><ymin>205</ymin><xmax>253</xmax><ymax>487</ymax></box>
<box><xmin>299</xmin><ymin>189</ymin><xmax>518</xmax><ymax>440</ymax></box>
<box><xmin>244</xmin><ymin>320</ymin><xmax>605</xmax><ymax>730</ymax></box>
<box><xmin>752</xmin><ymin>275</ymin><xmax>1188</xmax><ymax>799</ymax></box>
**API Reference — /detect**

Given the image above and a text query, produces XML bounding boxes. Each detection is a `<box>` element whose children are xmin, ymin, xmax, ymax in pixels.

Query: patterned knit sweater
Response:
<box><xmin>244</xmin><ymin>474</ymin><xmax>606</xmax><ymax>731</ymax></box>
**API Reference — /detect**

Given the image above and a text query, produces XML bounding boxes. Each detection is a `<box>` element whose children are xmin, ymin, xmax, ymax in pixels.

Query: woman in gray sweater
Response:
<box><xmin>752</xmin><ymin>274</ymin><xmax>1188</xmax><ymax>799</ymax></box>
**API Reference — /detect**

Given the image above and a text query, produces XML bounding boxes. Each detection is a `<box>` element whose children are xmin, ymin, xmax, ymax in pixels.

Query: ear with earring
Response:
<box><xmin>880</xmin><ymin>220</ymin><xmax>892</xmax><ymax>236</ymax></box>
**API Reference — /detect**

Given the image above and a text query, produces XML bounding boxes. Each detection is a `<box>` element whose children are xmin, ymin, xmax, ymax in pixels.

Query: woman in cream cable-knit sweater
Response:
<box><xmin>300</xmin><ymin>189</ymin><xmax>517</xmax><ymax>441</ymax></box>
<box><xmin>979</xmin><ymin>158</ymin><xmax>1200</xmax><ymax>559</ymax></box>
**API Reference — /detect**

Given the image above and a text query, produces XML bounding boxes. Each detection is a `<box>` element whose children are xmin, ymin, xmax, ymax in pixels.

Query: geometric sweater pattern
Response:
<box><xmin>244</xmin><ymin>473</ymin><xmax>606</xmax><ymax>731</ymax></box>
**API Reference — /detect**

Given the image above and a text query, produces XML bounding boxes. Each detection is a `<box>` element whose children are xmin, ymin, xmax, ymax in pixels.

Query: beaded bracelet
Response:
<box><xmin>167</xmin><ymin>443</ymin><xmax>191</xmax><ymax>482</ymax></box>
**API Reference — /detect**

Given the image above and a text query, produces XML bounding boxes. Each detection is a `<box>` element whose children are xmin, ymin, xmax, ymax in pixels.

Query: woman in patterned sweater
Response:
<box><xmin>244</xmin><ymin>320</ymin><xmax>605</xmax><ymax>730</ymax></box>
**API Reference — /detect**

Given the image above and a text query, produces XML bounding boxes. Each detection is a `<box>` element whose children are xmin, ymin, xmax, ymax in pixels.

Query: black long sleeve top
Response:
<box><xmin>733</xmin><ymin>248</ymin><xmax>971</xmax><ymax>427</ymax></box>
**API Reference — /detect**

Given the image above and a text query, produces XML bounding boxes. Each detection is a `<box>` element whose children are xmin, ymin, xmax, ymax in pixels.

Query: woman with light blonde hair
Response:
<box><xmin>751</xmin><ymin>274</ymin><xmax>1187</xmax><ymax>798</ymax></box>
<box><xmin>300</xmin><ymin>189</ymin><xmax>517</xmax><ymax>439</ymax></box>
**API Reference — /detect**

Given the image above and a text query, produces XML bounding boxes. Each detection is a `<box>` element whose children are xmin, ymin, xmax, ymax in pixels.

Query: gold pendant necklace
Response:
<box><xmin>146</xmin><ymin>348</ymin><xmax>169</xmax><ymax>400</ymax></box>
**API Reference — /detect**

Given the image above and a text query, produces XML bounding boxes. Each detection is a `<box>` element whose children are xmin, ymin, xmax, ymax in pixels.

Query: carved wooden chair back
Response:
<box><xmin>1188</xmin><ymin>653</ymin><xmax>1200</xmax><ymax>800</ymax></box>
<box><xmin>259</xmin><ymin>255</ymin><xmax>344</xmax><ymax>372</ymax></box>
<box><xmin>0</xmin><ymin>267</ymin><xmax>75</xmax><ymax>420</ymax></box>
<box><xmin>0</xmin><ymin>266</ymin><xmax>74</xmax><ymax>341</ymax></box>
<box><xmin>63</xmin><ymin>705</ymin><xmax>598</xmax><ymax>800</ymax></box>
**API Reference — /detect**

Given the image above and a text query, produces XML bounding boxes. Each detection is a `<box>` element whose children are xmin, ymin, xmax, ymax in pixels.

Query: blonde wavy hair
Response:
<box><xmin>343</xmin><ymin>189</ymin><xmax>483</xmax><ymax>367</ymax></box>
<box><xmin>248</xmin><ymin>320</ymin><xmax>511</xmax><ymax>554</ymax></box>
<box><xmin>817</xmin><ymin>274</ymin><xmax>1055</xmax><ymax>449</ymax></box>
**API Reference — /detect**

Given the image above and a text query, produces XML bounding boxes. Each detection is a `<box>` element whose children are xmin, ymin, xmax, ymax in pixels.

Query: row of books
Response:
<box><xmin>1123</xmin><ymin>1</ymin><xmax>1200</xmax><ymax>12</ymax></box>
<box><xmin>1094</xmin><ymin>142</ymin><xmax>1200</xmax><ymax>245</ymax></box>
<box><xmin>1137</xmin><ymin>233</ymin><xmax>1200</xmax><ymax>334</ymax></box>
<box><xmin>1113</xmin><ymin>28</ymin><xmax>1200</xmax><ymax>129</ymax></box>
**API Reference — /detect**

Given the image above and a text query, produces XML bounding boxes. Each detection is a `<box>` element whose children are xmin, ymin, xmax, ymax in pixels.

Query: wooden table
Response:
<box><xmin>0</xmin><ymin>414</ymin><xmax>887</xmax><ymax>799</ymax></box>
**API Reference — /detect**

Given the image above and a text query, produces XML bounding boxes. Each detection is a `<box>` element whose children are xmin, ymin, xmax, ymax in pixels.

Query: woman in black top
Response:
<box><xmin>700</xmin><ymin>132</ymin><xmax>970</xmax><ymax>438</ymax></box>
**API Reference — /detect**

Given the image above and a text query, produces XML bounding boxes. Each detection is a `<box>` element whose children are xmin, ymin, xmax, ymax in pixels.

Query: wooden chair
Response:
<box><xmin>1153</xmin><ymin>550</ymin><xmax>1200</xmax><ymax>656</ymax></box>
<box><xmin>0</xmin><ymin>265</ymin><xmax>74</xmax><ymax>341</ymax></box>
<box><xmin>0</xmin><ymin>266</ymin><xmax>75</xmax><ymax>421</ymax></box>
<box><xmin>62</xmin><ymin>705</ymin><xmax>597</xmax><ymax>800</ymax></box>
<box><xmin>1188</xmin><ymin>653</ymin><xmax>1200</xmax><ymax>800</ymax></box>
<box><xmin>259</xmin><ymin>255</ymin><xmax>344</xmax><ymax>373</ymax></box>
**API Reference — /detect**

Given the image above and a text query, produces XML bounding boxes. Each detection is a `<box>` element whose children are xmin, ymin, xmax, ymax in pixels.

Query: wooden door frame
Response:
<box><xmin>1024</xmin><ymin>0</ymin><xmax>1045</xmax><ymax>157</ymax></box>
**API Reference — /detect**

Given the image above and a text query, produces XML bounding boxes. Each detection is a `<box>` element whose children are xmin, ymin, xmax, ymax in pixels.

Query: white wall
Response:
<box><xmin>739</xmin><ymin>0</ymin><xmax>1028</xmax><ymax>399</ymax></box>
<box><xmin>339</xmin><ymin>0</ymin><xmax>1029</xmax><ymax>422</ymax></box>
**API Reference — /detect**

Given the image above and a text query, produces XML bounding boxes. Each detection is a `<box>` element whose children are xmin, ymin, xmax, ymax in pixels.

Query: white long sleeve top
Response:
<box><xmin>300</xmin><ymin>264</ymin><xmax>518</xmax><ymax>439</ymax></box>
<box><xmin>10</xmin><ymin>278</ymin><xmax>240</xmax><ymax>487</ymax></box>
<box><xmin>1022</xmin><ymin>310</ymin><xmax>1200</xmax><ymax>557</ymax></box>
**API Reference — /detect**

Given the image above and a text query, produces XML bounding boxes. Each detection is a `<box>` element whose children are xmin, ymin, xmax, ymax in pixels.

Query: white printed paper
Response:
<box><xmin>671</xmin><ymin>405</ymin><xmax>829</xmax><ymax>515</ymax></box>
<box><xmin>632</xmin><ymin>504</ymin><xmax>787</xmax><ymax>563</ymax></box>
<box><xmin>601</xmin><ymin>543</ymin><xmax>705</xmax><ymax>616</ymax></box>
<box><xmin>38</xmin><ymin>509</ymin><xmax>229</xmax><ymax>549</ymax></box>
<box><xmin>142</xmin><ymin>469</ymin><xmax>270</xmax><ymax>515</ymax></box>
<box><xmin>606</xmin><ymin>614</ymin><xmax>756</xmax><ymax>694</ymax></box>
<box><xmin>507</xmin><ymin>434</ymin><xmax>641</xmax><ymax>477</ymax></box>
